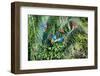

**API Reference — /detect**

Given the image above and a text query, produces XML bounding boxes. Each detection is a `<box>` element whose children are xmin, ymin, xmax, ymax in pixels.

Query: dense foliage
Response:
<box><xmin>28</xmin><ymin>15</ymin><xmax>88</xmax><ymax>60</ymax></box>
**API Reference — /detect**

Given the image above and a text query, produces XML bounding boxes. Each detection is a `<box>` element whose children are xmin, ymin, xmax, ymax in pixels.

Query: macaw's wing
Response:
<box><xmin>54</xmin><ymin>37</ymin><xmax>64</xmax><ymax>43</ymax></box>
<box><xmin>52</xmin><ymin>35</ymin><xmax>56</xmax><ymax>40</ymax></box>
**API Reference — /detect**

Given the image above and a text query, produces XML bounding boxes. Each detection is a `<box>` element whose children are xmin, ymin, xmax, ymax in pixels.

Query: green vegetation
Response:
<box><xmin>28</xmin><ymin>15</ymin><xmax>88</xmax><ymax>60</ymax></box>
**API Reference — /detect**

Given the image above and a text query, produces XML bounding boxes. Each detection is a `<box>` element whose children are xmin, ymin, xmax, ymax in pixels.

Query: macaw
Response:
<box><xmin>51</xmin><ymin>34</ymin><xmax>64</xmax><ymax>44</ymax></box>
